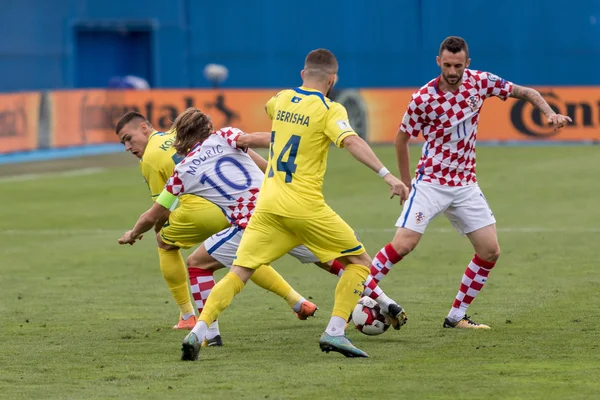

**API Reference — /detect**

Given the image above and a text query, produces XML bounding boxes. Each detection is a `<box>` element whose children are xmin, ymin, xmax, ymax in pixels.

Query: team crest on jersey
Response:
<box><xmin>415</xmin><ymin>211</ymin><xmax>425</xmax><ymax>224</ymax></box>
<box><xmin>487</xmin><ymin>73</ymin><xmax>506</xmax><ymax>87</ymax></box>
<box><xmin>466</xmin><ymin>95</ymin><xmax>480</xmax><ymax>112</ymax></box>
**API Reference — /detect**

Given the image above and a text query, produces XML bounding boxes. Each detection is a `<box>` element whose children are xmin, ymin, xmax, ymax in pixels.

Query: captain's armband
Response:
<box><xmin>156</xmin><ymin>190</ymin><xmax>178</xmax><ymax>211</ymax></box>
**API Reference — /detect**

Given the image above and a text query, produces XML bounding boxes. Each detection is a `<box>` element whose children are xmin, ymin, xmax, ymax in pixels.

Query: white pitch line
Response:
<box><xmin>0</xmin><ymin>167</ymin><xmax>106</xmax><ymax>183</ymax></box>
<box><xmin>0</xmin><ymin>228</ymin><xmax>121</xmax><ymax>235</ymax></box>
<box><xmin>356</xmin><ymin>227</ymin><xmax>600</xmax><ymax>234</ymax></box>
<box><xmin>0</xmin><ymin>227</ymin><xmax>598</xmax><ymax>235</ymax></box>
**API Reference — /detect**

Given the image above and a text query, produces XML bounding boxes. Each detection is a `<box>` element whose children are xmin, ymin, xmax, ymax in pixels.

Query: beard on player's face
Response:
<box><xmin>324</xmin><ymin>81</ymin><xmax>332</xmax><ymax>97</ymax></box>
<box><xmin>443</xmin><ymin>71</ymin><xmax>462</xmax><ymax>86</ymax></box>
<box><xmin>324</xmin><ymin>73</ymin><xmax>338</xmax><ymax>97</ymax></box>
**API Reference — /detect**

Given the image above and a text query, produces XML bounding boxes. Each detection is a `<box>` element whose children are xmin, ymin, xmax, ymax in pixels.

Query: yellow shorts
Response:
<box><xmin>235</xmin><ymin>210</ymin><xmax>364</xmax><ymax>269</ymax></box>
<box><xmin>160</xmin><ymin>195</ymin><xmax>230</xmax><ymax>249</ymax></box>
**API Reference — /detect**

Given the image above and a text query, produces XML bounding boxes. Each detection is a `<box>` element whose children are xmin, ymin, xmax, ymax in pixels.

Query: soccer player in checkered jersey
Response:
<box><xmin>116</xmin><ymin>111</ymin><xmax>230</xmax><ymax>332</ymax></box>
<box><xmin>118</xmin><ymin>110</ymin><xmax>321</xmax><ymax>346</ymax></box>
<box><xmin>370</xmin><ymin>36</ymin><xmax>572</xmax><ymax>329</ymax></box>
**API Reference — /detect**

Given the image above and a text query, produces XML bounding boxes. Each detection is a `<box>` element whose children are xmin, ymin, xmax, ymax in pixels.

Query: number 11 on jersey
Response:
<box><xmin>268</xmin><ymin>131</ymin><xmax>301</xmax><ymax>183</ymax></box>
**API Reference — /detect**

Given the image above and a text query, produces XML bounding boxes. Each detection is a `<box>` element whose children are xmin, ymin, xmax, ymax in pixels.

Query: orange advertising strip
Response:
<box><xmin>0</xmin><ymin>92</ymin><xmax>40</xmax><ymax>153</ymax></box>
<box><xmin>361</xmin><ymin>87</ymin><xmax>600</xmax><ymax>143</ymax></box>
<box><xmin>42</xmin><ymin>86</ymin><xmax>600</xmax><ymax>151</ymax></box>
<box><xmin>357</xmin><ymin>89</ymin><xmax>415</xmax><ymax>143</ymax></box>
<box><xmin>478</xmin><ymin>87</ymin><xmax>600</xmax><ymax>142</ymax></box>
<box><xmin>49</xmin><ymin>89</ymin><xmax>277</xmax><ymax>148</ymax></box>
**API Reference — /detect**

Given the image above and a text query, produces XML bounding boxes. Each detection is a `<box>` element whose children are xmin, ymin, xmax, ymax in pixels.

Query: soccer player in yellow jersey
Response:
<box><xmin>116</xmin><ymin>112</ymin><xmax>316</xmax><ymax>339</ymax></box>
<box><xmin>116</xmin><ymin>112</ymin><xmax>230</xmax><ymax>330</ymax></box>
<box><xmin>181</xmin><ymin>49</ymin><xmax>409</xmax><ymax>359</ymax></box>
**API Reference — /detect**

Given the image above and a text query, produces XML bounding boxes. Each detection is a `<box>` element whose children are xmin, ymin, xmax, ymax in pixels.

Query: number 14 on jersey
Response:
<box><xmin>268</xmin><ymin>131</ymin><xmax>301</xmax><ymax>183</ymax></box>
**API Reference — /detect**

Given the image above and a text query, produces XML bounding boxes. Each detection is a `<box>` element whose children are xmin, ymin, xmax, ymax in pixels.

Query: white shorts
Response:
<box><xmin>396</xmin><ymin>179</ymin><xmax>496</xmax><ymax>235</ymax></box>
<box><xmin>204</xmin><ymin>225</ymin><xmax>319</xmax><ymax>268</ymax></box>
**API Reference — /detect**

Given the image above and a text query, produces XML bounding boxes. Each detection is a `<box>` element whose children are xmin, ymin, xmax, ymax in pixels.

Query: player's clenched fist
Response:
<box><xmin>118</xmin><ymin>230</ymin><xmax>143</xmax><ymax>245</ymax></box>
<box><xmin>547</xmin><ymin>113</ymin><xmax>572</xmax><ymax>130</ymax></box>
<box><xmin>383</xmin><ymin>174</ymin><xmax>409</xmax><ymax>204</ymax></box>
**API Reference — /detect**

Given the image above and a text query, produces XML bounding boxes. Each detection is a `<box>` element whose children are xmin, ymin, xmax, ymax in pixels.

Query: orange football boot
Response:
<box><xmin>173</xmin><ymin>315</ymin><xmax>197</xmax><ymax>330</ymax></box>
<box><xmin>295</xmin><ymin>300</ymin><xmax>318</xmax><ymax>320</ymax></box>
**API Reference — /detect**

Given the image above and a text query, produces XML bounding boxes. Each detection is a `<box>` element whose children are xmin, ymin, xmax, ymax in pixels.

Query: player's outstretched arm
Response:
<box><xmin>154</xmin><ymin>210</ymin><xmax>171</xmax><ymax>233</ymax></box>
<box><xmin>118</xmin><ymin>202</ymin><xmax>170</xmax><ymax>245</ymax></box>
<box><xmin>237</xmin><ymin>132</ymin><xmax>271</xmax><ymax>149</ymax></box>
<box><xmin>511</xmin><ymin>85</ymin><xmax>572</xmax><ymax>130</ymax></box>
<box><xmin>341</xmin><ymin>135</ymin><xmax>409</xmax><ymax>203</ymax></box>
<box><xmin>248</xmin><ymin>149</ymin><xmax>268</xmax><ymax>172</ymax></box>
<box><xmin>395</xmin><ymin>129</ymin><xmax>412</xmax><ymax>189</ymax></box>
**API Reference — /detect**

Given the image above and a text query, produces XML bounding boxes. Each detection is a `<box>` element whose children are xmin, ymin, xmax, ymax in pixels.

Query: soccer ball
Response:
<box><xmin>351</xmin><ymin>297</ymin><xmax>390</xmax><ymax>336</ymax></box>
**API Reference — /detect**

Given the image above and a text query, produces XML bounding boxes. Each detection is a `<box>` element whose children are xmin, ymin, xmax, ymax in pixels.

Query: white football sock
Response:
<box><xmin>325</xmin><ymin>316</ymin><xmax>347</xmax><ymax>337</ymax></box>
<box><xmin>181</xmin><ymin>312</ymin><xmax>195</xmax><ymax>321</ymax></box>
<box><xmin>191</xmin><ymin>321</ymin><xmax>209</xmax><ymax>342</ymax></box>
<box><xmin>205</xmin><ymin>320</ymin><xmax>220</xmax><ymax>340</ymax></box>
<box><xmin>374</xmin><ymin>293</ymin><xmax>395</xmax><ymax>314</ymax></box>
<box><xmin>292</xmin><ymin>298</ymin><xmax>307</xmax><ymax>313</ymax></box>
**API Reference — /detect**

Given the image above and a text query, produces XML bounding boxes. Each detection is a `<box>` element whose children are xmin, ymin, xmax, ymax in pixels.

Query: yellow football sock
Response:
<box><xmin>157</xmin><ymin>248</ymin><xmax>194</xmax><ymax>316</ymax></box>
<box><xmin>199</xmin><ymin>272</ymin><xmax>245</xmax><ymax>325</ymax></box>
<box><xmin>250</xmin><ymin>265</ymin><xmax>302</xmax><ymax>308</ymax></box>
<box><xmin>332</xmin><ymin>263</ymin><xmax>369</xmax><ymax>320</ymax></box>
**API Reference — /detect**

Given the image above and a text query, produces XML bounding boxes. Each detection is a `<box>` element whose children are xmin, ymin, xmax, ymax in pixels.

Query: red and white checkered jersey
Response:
<box><xmin>165</xmin><ymin>127</ymin><xmax>262</xmax><ymax>228</ymax></box>
<box><xmin>400</xmin><ymin>69</ymin><xmax>513</xmax><ymax>186</ymax></box>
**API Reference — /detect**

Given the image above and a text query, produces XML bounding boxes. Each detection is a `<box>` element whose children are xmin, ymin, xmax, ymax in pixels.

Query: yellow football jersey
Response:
<box><xmin>256</xmin><ymin>86</ymin><xmax>358</xmax><ymax>218</ymax></box>
<box><xmin>140</xmin><ymin>131</ymin><xmax>178</xmax><ymax>200</ymax></box>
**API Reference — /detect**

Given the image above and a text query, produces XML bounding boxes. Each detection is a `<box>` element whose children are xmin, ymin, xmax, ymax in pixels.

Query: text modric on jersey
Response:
<box><xmin>183</xmin><ymin>145</ymin><xmax>224</xmax><ymax>176</ymax></box>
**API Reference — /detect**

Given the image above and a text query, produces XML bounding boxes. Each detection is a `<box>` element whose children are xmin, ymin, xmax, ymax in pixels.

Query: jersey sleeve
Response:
<box><xmin>477</xmin><ymin>71</ymin><xmax>513</xmax><ymax>100</ymax></box>
<box><xmin>164</xmin><ymin>171</ymin><xmax>185</xmax><ymax>196</ymax></box>
<box><xmin>215</xmin><ymin>127</ymin><xmax>248</xmax><ymax>152</ymax></box>
<box><xmin>140</xmin><ymin>161</ymin><xmax>168</xmax><ymax>201</ymax></box>
<box><xmin>400</xmin><ymin>94</ymin><xmax>425</xmax><ymax>138</ymax></box>
<box><xmin>265</xmin><ymin>91</ymin><xmax>284</xmax><ymax>120</ymax></box>
<box><xmin>324</xmin><ymin>103</ymin><xmax>358</xmax><ymax>148</ymax></box>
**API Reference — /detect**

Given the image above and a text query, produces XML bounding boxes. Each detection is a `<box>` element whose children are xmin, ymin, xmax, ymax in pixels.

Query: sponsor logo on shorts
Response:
<box><xmin>415</xmin><ymin>211</ymin><xmax>425</xmax><ymax>224</ymax></box>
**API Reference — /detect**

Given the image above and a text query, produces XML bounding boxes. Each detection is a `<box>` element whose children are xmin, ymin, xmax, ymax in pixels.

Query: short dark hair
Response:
<box><xmin>439</xmin><ymin>36</ymin><xmax>469</xmax><ymax>59</ymax></box>
<box><xmin>115</xmin><ymin>111</ymin><xmax>151</xmax><ymax>135</ymax></box>
<box><xmin>304</xmin><ymin>49</ymin><xmax>338</xmax><ymax>81</ymax></box>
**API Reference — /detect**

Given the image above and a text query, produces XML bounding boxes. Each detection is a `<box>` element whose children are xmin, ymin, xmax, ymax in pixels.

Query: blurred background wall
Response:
<box><xmin>0</xmin><ymin>0</ymin><xmax>599</xmax><ymax>92</ymax></box>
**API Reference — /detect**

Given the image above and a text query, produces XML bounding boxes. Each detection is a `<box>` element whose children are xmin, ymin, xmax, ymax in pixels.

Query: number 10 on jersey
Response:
<box><xmin>268</xmin><ymin>131</ymin><xmax>301</xmax><ymax>183</ymax></box>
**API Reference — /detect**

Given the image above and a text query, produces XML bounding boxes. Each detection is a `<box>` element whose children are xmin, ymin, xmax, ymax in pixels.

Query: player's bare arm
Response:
<box><xmin>247</xmin><ymin>149</ymin><xmax>268</xmax><ymax>172</ymax></box>
<box><xmin>154</xmin><ymin>210</ymin><xmax>170</xmax><ymax>233</ymax></box>
<box><xmin>237</xmin><ymin>132</ymin><xmax>271</xmax><ymax>148</ymax></box>
<box><xmin>118</xmin><ymin>202</ymin><xmax>169</xmax><ymax>245</ymax></box>
<box><xmin>395</xmin><ymin>130</ymin><xmax>412</xmax><ymax>189</ymax></box>
<box><xmin>341</xmin><ymin>135</ymin><xmax>409</xmax><ymax>203</ymax></box>
<box><xmin>511</xmin><ymin>84</ymin><xmax>572</xmax><ymax>130</ymax></box>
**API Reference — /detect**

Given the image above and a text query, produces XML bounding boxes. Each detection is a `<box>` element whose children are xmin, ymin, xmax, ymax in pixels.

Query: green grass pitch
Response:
<box><xmin>1</xmin><ymin>145</ymin><xmax>599</xmax><ymax>399</ymax></box>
